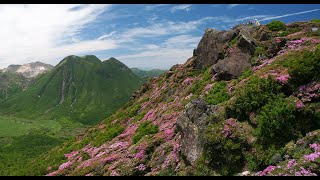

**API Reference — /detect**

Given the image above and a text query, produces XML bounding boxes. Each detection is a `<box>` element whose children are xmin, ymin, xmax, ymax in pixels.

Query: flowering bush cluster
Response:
<box><xmin>182</xmin><ymin>77</ymin><xmax>193</xmax><ymax>86</ymax></box>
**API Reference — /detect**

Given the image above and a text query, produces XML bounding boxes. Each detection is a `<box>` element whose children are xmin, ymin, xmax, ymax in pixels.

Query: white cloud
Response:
<box><xmin>115</xmin><ymin>34</ymin><xmax>201</xmax><ymax>69</ymax></box>
<box><xmin>170</xmin><ymin>5</ymin><xmax>192</xmax><ymax>13</ymax></box>
<box><xmin>0</xmin><ymin>4</ymin><xmax>116</xmax><ymax>68</ymax></box>
<box><xmin>97</xmin><ymin>31</ymin><xmax>117</xmax><ymax>40</ymax></box>
<box><xmin>111</xmin><ymin>17</ymin><xmax>220</xmax><ymax>43</ymax></box>
<box><xmin>227</xmin><ymin>4</ymin><xmax>240</xmax><ymax>9</ymax></box>
<box><xmin>259</xmin><ymin>9</ymin><xmax>320</xmax><ymax>22</ymax></box>
<box><xmin>144</xmin><ymin>4</ymin><xmax>169</xmax><ymax>11</ymax></box>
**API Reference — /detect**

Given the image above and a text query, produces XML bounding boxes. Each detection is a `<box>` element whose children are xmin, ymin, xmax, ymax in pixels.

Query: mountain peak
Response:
<box><xmin>4</xmin><ymin>61</ymin><xmax>53</xmax><ymax>78</ymax></box>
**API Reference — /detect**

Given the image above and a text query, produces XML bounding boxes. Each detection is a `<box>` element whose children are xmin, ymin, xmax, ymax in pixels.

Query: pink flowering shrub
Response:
<box><xmin>276</xmin><ymin>74</ymin><xmax>290</xmax><ymax>85</ymax></box>
<box><xmin>64</xmin><ymin>151</ymin><xmax>79</xmax><ymax>161</ymax></box>
<box><xmin>135</xmin><ymin>164</ymin><xmax>147</xmax><ymax>171</ymax></box>
<box><xmin>182</xmin><ymin>77</ymin><xmax>193</xmax><ymax>85</ymax></box>
<box><xmin>295</xmin><ymin>101</ymin><xmax>305</xmax><ymax>109</ymax></box>
<box><xmin>204</xmin><ymin>83</ymin><xmax>213</xmax><ymax>94</ymax></box>
<box><xmin>58</xmin><ymin>161</ymin><xmax>73</xmax><ymax>171</ymax></box>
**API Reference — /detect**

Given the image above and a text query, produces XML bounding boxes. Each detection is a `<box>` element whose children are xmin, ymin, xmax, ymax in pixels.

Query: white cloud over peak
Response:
<box><xmin>0</xmin><ymin>4</ymin><xmax>116</xmax><ymax>68</ymax></box>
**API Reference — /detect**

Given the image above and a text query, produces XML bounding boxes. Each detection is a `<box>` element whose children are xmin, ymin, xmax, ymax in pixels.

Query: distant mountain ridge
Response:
<box><xmin>130</xmin><ymin>68</ymin><xmax>167</xmax><ymax>78</ymax></box>
<box><xmin>0</xmin><ymin>55</ymin><xmax>143</xmax><ymax>125</ymax></box>
<box><xmin>3</xmin><ymin>61</ymin><xmax>54</xmax><ymax>78</ymax></box>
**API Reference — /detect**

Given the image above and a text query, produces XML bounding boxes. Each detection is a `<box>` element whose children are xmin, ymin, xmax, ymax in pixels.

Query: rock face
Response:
<box><xmin>4</xmin><ymin>62</ymin><xmax>54</xmax><ymax>78</ymax></box>
<box><xmin>191</xmin><ymin>26</ymin><xmax>257</xmax><ymax>80</ymax></box>
<box><xmin>212</xmin><ymin>48</ymin><xmax>252</xmax><ymax>80</ymax></box>
<box><xmin>212</xmin><ymin>27</ymin><xmax>256</xmax><ymax>80</ymax></box>
<box><xmin>192</xmin><ymin>29</ymin><xmax>237</xmax><ymax>69</ymax></box>
<box><xmin>176</xmin><ymin>98</ymin><xmax>217</xmax><ymax>165</ymax></box>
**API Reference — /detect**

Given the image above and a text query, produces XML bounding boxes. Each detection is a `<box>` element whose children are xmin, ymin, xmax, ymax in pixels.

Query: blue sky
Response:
<box><xmin>0</xmin><ymin>4</ymin><xmax>319</xmax><ymax>70</ymax></box>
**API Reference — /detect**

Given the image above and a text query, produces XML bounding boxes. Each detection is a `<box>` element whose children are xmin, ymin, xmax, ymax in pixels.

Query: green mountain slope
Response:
<box><xmin>130</xmin><ymin>68</ymin><xmax>167</xmax><ymax>79</ymax></box>
<box><xmin>0</xmin><ymin>72</ymin><xmax>28</xmax><ymax>100</ymax></box>
<box><xmin>0</xmin><ymin>55</ymin><xmax>143</xmax><ymax>125</ymax></box>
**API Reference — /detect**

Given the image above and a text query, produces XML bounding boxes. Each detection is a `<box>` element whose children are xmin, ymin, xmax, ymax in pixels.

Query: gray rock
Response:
<box><xmin>192</xmin><ymin>29</ymin><xmax>238</xmax><ymax>69</ymax></box>
<box><xmin>212</xmin><ymin>46</ymin><xmax>252</xmax><ymax>81</ymax></box>
<box><xmin>176</xmin><ymin>99</ymin><xmax>218</xmax><ymax>165</ymax></box>
<box><xmin>269</xmin><ymin>153</ymin><xmax>282</xmax><ymax>165</ymax></box>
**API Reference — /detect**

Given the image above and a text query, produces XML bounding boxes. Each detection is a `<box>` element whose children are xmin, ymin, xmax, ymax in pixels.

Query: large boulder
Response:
<box><xmin>192</xmin><ymin>28</ymin><xmax>238</xmax><ymax>69</ymax></box>
<box><xmin>176</xmin><ymin>99</ymin><xmax>217</xmax><ymax>165</ymax></box>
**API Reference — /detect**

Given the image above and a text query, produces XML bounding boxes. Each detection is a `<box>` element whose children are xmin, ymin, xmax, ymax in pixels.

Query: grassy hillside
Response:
<box><xmin>19</xmin><ymin>20</ymin><xmax>320</xmax><ymax>176</ymax></box>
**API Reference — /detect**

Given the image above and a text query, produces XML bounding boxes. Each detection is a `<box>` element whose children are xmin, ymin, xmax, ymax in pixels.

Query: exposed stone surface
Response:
<box><xmin>176</xmin><ymin>98</ymin><xmax>218</xmax><ymax>164</ymax></box>
<box><xmin>4</xmin><ymin>62</ymin><xmax>54</xmax><ymax>78</ymax></box>
<box><xmin>192</xmin><ymin>29</ymin><xmax>237</xmax><ymax>69</ymax></box>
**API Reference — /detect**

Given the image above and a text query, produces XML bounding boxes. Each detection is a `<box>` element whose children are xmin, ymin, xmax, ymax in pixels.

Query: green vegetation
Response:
<box><xmin>190</xmin><ymin>67</ymin><xmax>212</xmax><ymax>95</ymax></box>
<box><xmin>278</xmin><ymin>31</ymin><xmax>288</xmax><ymax>37</ymax></box>
<box><xmin>0</xmin><ymin>72</ymin><xmax>28</xmax><ymax>100</ymax></box>
<box><xmin>203</xmin><ymin>120</ymin><xmax>248</xmax><ymax>175</ymax></box>
<box><xmin>310</xmin><ymin>19</ymin><xmax>320</xmax><ymax>23</ymax></box>
<box><xmin>281</xmin><ymin>47</ymin><xmax>320</xmax><ymax>87</ymax></box>
<box><xmin>227</xmin><ymin>75</ymin><xmax>282</xmax><ymax>120</ymax></box>
<box><xmin>132</xmin><ymin>121</ymin><xmax>159</xmax><ymax>144</ymax></box>
<box><xmin>228</xmin><ymin>36</ymin><xmax>238</xmax><ymax>46</ymax></box>
<box><xmin>254</xmin><ymin>96</ymin><xmax>296</xmax><ymax>147</ymax></box>
<box><xmin>205</xmin><ymin>81</ymin><xmax>230</xmax><ymax>105</ymax></box>
<box><xmin>266</xmin><ymin>20</ymin><xmax>286</xmax><ymax>31</ymax></box>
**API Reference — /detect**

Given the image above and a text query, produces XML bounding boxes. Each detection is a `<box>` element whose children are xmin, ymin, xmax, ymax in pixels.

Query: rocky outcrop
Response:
<box><xmin>212</xmin><ymin>27</ymin><xmax>256</xmax><ymax>80</ymax></box>
<box><xmin>212</xmin><ymin>48</ymin><xmax>252</xmax><ymax>80</ymax></box>
<box><xmin>4</xmin><ymin>62</ymin><xmax>54</xmax><ymax>78</ymax></box>
<box><xmin>176</xmin><ymin>98</ymin><xmax>218</xmax><ymax>165</ymax></box>
<box><xmin>192</xmin><ymin>29</ymin><xmax>237</xmax><ymax>69</ymax></box>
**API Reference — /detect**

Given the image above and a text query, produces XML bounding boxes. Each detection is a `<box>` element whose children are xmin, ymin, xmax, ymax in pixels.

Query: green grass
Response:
<box><xmin>0</xmin><ymin>115</ymin><xmax>61</xmax><ymax>137</ymax></box>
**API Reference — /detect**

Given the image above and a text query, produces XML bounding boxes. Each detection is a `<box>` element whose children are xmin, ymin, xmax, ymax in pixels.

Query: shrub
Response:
<box><xmin>310</xmin><ymin>19</ymin><xmax>320</xmax><ymax>23</ymax></box>
<box><xmin>278</xmin><ymin>31</ymin><xmax>288</xmax><ymax>37</ymax></box>
<box><xmin>132</xmin><ymin>121</ymin><xmax>158</xmax><ymax>144</ymax></box>
<box><xmin>267</xmin><ymin>20</ymin><xmax>286</xmax><ymax>31</ymax></box>
<box><xmin>254</xmin><ymin>47</ymin><xmax>266</xmax><ymax>57</ymax></box>
<box><xmin>284</xmin><ymin>47</ymin><xmax>320</xmax><ymax>87</ymax></box>
<box><xmin>227</xmin><ymin>75</ymin><xmax>282</xmax><ymax>120</ymax></box>
<box><xmin>254</xmin><ymin>96</ymin><xmax>296</xmax><ymax>147</ymax></box>
<box><xmin>203</xmin><ymin>119</ymin><xmax>247</xmax><ymax>175</ymax></box>
<box><xmin>205</xmin><ymin>81</ymin><xmax>230</xmax><ymax>105</ymax></box>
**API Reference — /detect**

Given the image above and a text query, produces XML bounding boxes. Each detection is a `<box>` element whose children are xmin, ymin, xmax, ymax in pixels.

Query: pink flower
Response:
<box><xmin>182</xmin><ymin>77</ymin><xmax>193</xmax><ymax>85</ymax></box>
<box><xmin>135</xmin><ymin>164</ymin><xmax>147</xmax><ymax>171</ymax></box>
<box><xmin>110</xmin><ymin>170</ymin><xmax>120</xmax><ymax>176</ymax></box>
<box><xmin>204</xmin><ymin>84</ymin><xmax>213</xmax><ymax>94</ymax></box>
<box><xmin>304</xmin><ymin>152</ymin><xmax>320</xmax><ymax>162</ymax></box>
<box><xmin>143</xmin><ymin>109</ymin><xmax>156</xmax><ymax>121</ymax></box>
<box><xmin>58</xmin><ymin>161</ymin><xmax>73</xmax><ymax>171</ymax></box>
<box><xmin>310</xmin><ymin>143</ymin><xmax>320</xmax><ymax>152</ymax></box>
<box><xmin>85</xmin><ymin>173</ymin><xmax>94</xmax><ymax>176</ymax></box>
<box><xmin>135</xmin><ymin>149</ymin><xmax>145</xmax><ymax>159</ymax></box>
<box><xmin>261</xmin><ymin>165</ymin><xmax>275</xmax><ymax>176</ymax></box>
<box><xmin>276</xmin><ymin>74</ymin><xmax>290</xmax><ymax>85</ymax></box>
<box><xmin>226</xmin><ymin>118</ymin><xmax>236</xmax><ymax>127</ymax></box>
<box><xmin>64</xmin><ymin>151</ymin><xmax>79</xmax><ymax>160</ymax></box>
<box><xmin>164</xmin><ymin>128</ymin><xmax>175</xmax><ymax>141</ymax></box>
<box><xmin>286</xmin><ymin>159</ymin><xmax>297</xmax><ymax>169</ymax></box>
<box><xmin>296</xmin><ymin>101</ymin><xmax>305</xmax><ymax>109</ymax></box>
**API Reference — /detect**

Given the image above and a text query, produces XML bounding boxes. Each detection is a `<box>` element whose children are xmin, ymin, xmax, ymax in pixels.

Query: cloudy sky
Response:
<box><xmin>0</xmin><ymin>4</ymin><xmax>319</xmax><ymax>70</ymax></box>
